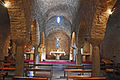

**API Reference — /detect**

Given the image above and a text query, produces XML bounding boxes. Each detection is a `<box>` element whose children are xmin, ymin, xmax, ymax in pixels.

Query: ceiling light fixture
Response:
<box><xmin>107</xmin><ymin>9</ymin><xmax>113</xmax><ymax>15</ymax></box>
<box><xmin>0</xmin><ymin>0</ymin><xmax>10</xmax><ymax>8</ymax></box>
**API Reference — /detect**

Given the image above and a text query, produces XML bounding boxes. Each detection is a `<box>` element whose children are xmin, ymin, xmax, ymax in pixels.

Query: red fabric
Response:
<box><xmin>24</xmin><ymin>60</ymin><xmax>92</xmax><ymax>64</ymax></box>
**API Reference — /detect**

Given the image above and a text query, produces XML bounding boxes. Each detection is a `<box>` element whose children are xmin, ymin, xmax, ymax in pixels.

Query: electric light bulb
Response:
<box><xmin>108</xmin><ymin>9</ymin><xmax>113</xmax><ymax>15</ymax></box>
<box><xmin>4</xmin><ymin>1</ymin><xmax>10</xmax><ymax>8</ymax></box>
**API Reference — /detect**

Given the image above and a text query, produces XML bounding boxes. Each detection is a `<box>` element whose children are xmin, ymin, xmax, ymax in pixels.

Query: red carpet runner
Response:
<box><xmin>24</xmin><ymin>60</ymin><xmax>92</xmax><ymax>64</ymax></box>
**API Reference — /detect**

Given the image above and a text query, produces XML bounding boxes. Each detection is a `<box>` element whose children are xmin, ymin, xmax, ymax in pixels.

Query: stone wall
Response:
<box><xmin>101</xmin><ymin>5</ymin><xmax>120</xmax><ymax>63</ymax></box>
<box><xmin>0</xmin><ymin>4</ymin><xmax>10</xmax><ymax>59</ymax></box>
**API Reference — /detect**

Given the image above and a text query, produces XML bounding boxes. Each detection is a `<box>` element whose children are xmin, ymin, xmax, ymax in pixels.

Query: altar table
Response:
<box><xmin>50</xmin><ymin>51</ymin><xmax>66</xmax><ymax>60</ymax></box>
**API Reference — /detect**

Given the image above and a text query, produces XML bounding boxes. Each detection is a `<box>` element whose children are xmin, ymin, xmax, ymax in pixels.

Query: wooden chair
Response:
<box><xmin>13</xmin><ymin>76</ymin><xmax>48</xmax><ymax>80</ymax></box>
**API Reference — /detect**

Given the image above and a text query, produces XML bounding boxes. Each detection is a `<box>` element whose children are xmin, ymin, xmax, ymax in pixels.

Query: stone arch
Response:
<box><xmin>77</xmin><ymin>20</ymin><xmax>87</xmax><ymax>48</ymax></box>
<box><xmin>4</xmin><ymin>0</ymin><xmax>28</xmax><ymax>42</ymax></box>
<box><xmin>90</xmin><ymin>0</ymin><xmax>117</xmax><ymax>43</ymax></box>
<box><xmin>30</xmin><ymin>20</ymin><xmax>40</xmax><ymax>46</ymax></box>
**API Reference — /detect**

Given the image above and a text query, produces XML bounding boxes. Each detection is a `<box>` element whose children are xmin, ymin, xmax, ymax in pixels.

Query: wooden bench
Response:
<box><xmin>0</xmin><ymin>68</ymin><xmax>16</xmax><ymax>71</ymax></box>
<box><xmin>65</xmin><ymin>65</ymin><xmax>83</xmax><ymax>69</ymax></box>
<box><xmin>25</xmin><ymin>68</ymin><xmax>52</xmax><ymax>80</ymax></box>
<box><xmin>24</xmin><ymin>64</ymin><xmax>53</xmax><ymax>69</ymax></box>
<box><xmin>101</xmin><ymin>59</ymin><xmax>113</xmax><ymax>69</ymax></box>
<box><xmin>64</xmin><ymin>69</ymin><xmax>92</xmax><ymax>80</ymax></box>
<box><xmin>73</xmin><ymin>77</ymin><xmax>106</xmax><ymax>80</ymax></box>
<box><xmin>64</xmin><ymin>65</ymin><xmax>83</xmax><ymax>77</ymax></box>
<box><xmin>0</xmin><ymin>60</ymin><xmax>15</xmax><ymax>68</ymax></box>
<box><xmin>13</xmin><ymin>76</ymin><xmax>48</xmax><ymax>80</ymax></box>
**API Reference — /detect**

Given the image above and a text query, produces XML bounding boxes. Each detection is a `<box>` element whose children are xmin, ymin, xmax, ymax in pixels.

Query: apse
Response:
<box><xmin>45</xmin><ymin>16</ymin><xmax>71</xmax><ymax>59</ymax></box>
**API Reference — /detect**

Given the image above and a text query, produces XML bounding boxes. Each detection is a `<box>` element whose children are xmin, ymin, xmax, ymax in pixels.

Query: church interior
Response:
<box><xmin>0</xmin><ymin>0</ymin><xmax>120</xmax><ymax>80</ymax></box>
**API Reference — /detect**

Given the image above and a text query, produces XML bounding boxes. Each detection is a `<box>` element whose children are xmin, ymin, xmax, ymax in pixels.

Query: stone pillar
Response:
<box><xmin>83</xmin><ymin>41</ymin><xmax>90</xmax><ymax>53</ymax></box>
<box><xmin>83</xmin><ymin>41</ymin><xmax>90</xmax><ymax>61</ymax></box>
<box><xmin>92</xmin><ymin>44</ymin><xmax>100</xmax><ymax>77</ymax></box>
<box><xmin>36</xmin><ymin>52</ymin><xmax>40</xmax><ymax>64</ymax></box>
<box><xmin>33</xmin><ymin>46</ymin><xmax>39</xmax><ymax>65</ymax></box>
<box><xmin>0</xmin><ymin>43</ymin><xmax>4</xmax><ymax>60</ymax></box>
<box><xmin>15</xmin><ymin>41</ymin><xmax>25</xmax><ymax>76</ymax></box>
<box><xmin>76</xmin><ymin>47</ymin><xmax>82</xmax><ymax>65</ymax></box>
<box><xmin>89</xmin><ymin>44</ymin><xmax>92</xmax><ymax>61</ymax></box>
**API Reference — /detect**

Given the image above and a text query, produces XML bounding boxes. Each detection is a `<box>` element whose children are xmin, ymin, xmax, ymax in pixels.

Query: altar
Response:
<box><xmin>50</xmin><ymin>51</ymin><xmax>66</xmax><ymax>60</ymax></box>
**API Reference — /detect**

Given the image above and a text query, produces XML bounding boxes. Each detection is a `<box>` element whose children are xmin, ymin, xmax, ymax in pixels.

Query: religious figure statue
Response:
<box><xmin>38</xmin><ymin>32</ymin><xmax>46</xmax><ymax>61</ymax></box>
<box><xmin>38</xmin><ymin>44</ymin><xmax>46</xmax><ymax>61</ymax></box>
<box><xmin>72</xmin><ymin>43</ymin><xmax>78</xmax><ymax>62</ymax></box>
<box><xmin>69</xmin><ymin>47</ymin><xmax>73</xmax><ymax>61</ymax></box>
<box><xmin>56</xmin><ymin>37</ymin><xmax>60</xmax><ymax>49</ymax></box>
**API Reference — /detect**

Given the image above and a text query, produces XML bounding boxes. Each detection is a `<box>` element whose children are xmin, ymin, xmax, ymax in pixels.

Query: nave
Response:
<box><xmin>0</xmin><ymin>0</ymin><xmax>120</xmax><ymax>80</ymax></box>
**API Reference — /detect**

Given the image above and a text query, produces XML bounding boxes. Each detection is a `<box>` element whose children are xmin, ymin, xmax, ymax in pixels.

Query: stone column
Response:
<box><xmin>0</xmin><ymin>43</ymin><xmax>4</xmax><ymax>60</ymax></box>
<box><xmin>92</xmin><ymin>44</ymin><xmax>100</xmax><ymax>77</ymax></box>
<box><xmin>36</xmin><ymin>52</ymin><xmax>40</xmax><ymax>64</ymax></box>
<box><xmin>89</xmin><ymin>44</ymin><xmax>92</xmax><ymax>61</ymax></box>
<box><xmin>15</xmin><ymin>40</ymin><xmax>25</xmax><ymax>76</ymax></box>
<box><xmin>83</xmin><ymin>41</ymin><xmax>90</xmax><ymax>61</ymax></box>
<box><xmin>33</xmin><ymin>45</ymin><xmax>39</xmax><ymax>65</ymax></box>
<box><xmin>76</xmin><ymin>47</ymin><xmax>82</xmax><ymax>65</ymax></box>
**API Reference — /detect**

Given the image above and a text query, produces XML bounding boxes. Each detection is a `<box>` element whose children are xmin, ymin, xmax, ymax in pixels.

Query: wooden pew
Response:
<box><xmin>25</xmin><ymin>68</ymin><xmax>52</xmax><ymax>80</ymax></box>
<box><xmin>65</xmin><ymin>65</ymin><xmax>83</xmax><ymax>68</ymax></box>
<box><xmin>24</xmin><ymin>64</ymin><xmax>53</xmax><ymax>69</ymax></box>
<box><xmin>13</xmin><ymin>76</ymin><xmax>48</xmax><ymax>80</ymax></box>
<box><xmin>0</xmin><ymin>60</ymin><xmax>15</xmax><ymax>68</ymax></box>
<box><xmin>101</xmin><ymin>59</ymin><xmax>113</xmax><ymax>69</ymax></box>
<box><xmin>64</xmin><ymin>69</ymin><xmax>92</xmax><ymax>80</ymax></box>
<box><xmin>64</xmin><ymin>65</ymin><xmax>83</xmax><ymax>77</ymax></box>
<box><xmin>73</xmin><ymin>77</ymin><xmax>107</xmax><ymax>80</ymax></box>
<box><xmin>0</xmin><ymin>68</ymin><xmax>16</xmax><ymax>71</ymax></box>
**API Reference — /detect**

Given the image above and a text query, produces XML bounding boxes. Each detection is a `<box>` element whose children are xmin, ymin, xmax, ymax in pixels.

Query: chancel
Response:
<box><xmin>0</xmin><ymin>0</ymin><xmax>120</xmax><ymax>80</ymax></box>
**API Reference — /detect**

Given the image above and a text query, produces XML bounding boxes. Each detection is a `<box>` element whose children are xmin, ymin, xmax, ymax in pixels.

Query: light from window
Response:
<box><xmin>57</xmin><ymin>16</ymin><xmax>61</xmax><ymax>24</ymax></box>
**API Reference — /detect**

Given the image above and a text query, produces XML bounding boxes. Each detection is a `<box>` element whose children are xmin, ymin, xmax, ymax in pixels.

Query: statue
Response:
<box><xmin>38</xmin><ymin>44</ymin><xmax>46</xmax><ymax>61</ymax></box>
<box><xmin>72</xmin><ymin>43</ymin><xmax>78</xmax><ymax>62</ymax></box>
<box><xmin>56</xmin><ymin>37</ymin><xmax>60</xmax><ymax>49</ymax></box>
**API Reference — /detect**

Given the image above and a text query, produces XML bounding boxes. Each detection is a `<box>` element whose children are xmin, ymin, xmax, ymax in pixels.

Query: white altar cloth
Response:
<box><xmin>50</xmin><ymin>51</ymin><xmax>66</xmax><ymax>59</ymax></box>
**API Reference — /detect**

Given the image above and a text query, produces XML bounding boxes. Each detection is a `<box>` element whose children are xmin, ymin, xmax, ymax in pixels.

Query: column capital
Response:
<box><xmin>13</xmin><ymin>39</ymin><xmax>26</xmax><ymax>46</ymax></box>
<box><xmin>88</xmin><ymin>38</ymin><xmax>102</xmax><ymax>46</ymax></box>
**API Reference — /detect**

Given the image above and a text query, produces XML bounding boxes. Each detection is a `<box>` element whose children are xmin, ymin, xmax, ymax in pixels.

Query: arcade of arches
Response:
<box><xmin>0</xmin><ymin>0</ymin><xmax>120</xmax><ymax>79</ymax></box>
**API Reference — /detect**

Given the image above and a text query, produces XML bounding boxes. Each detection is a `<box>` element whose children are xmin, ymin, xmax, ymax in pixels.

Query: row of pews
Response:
<box><xmin>64</xmin><ymin>65</ymin><xmax>106</xmax><ymax>80</ymax></box>
<box><xmin>0</xmin><ymin>58</ymin><xmax>108</xmax><ymax>80</ymax></box>
<box><xmin>0</xmin><ymin>59</ymin><xmax>53</xmax><ymax>80</ymax></box>
<box><xmin>0</xmin><ymin>59</ymin><xmax>16</xmax><ymax>80</ymax></box>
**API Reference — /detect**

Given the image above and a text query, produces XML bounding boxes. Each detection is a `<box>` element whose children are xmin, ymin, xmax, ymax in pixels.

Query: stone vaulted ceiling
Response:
<box><xmin>4</xmin><ymin>0</ymin><xmax>117</xmax><ymax>46</ymax></box>
<box><xmin>38</xmin><ymin>0</ymin><xmax>80</xmax><ymax>23</ymax></box>
<box><xmin>36</xmin><ymin>0</ymin><xmax>80</xmax><ymax>38</ymax></box>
